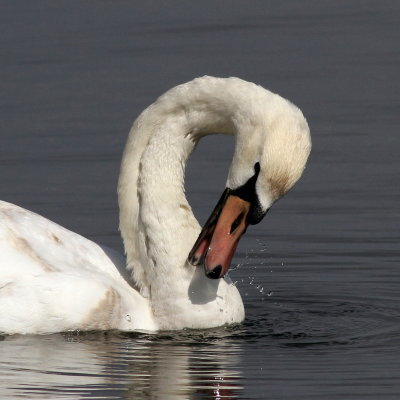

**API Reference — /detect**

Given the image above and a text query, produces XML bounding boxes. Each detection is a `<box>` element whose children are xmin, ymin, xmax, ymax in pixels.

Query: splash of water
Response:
<box><xmin>228</xmin><ymin>239</ymin><xmax>286</xmax><ymax>301</ymax></box>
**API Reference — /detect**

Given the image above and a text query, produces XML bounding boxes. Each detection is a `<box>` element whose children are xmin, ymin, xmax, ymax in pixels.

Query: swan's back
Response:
<box><xmin>0</xmin><ymin>201</ymin><xmax>155</xmax><ymax>334</ymax></box>
<box><xmin>0</xmin><ymin>201</ymin><xmax>122</xmax><ymax>281</ymax></box>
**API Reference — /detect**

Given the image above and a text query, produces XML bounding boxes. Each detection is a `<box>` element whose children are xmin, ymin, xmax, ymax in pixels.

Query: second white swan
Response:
<box><xmin>0</xmin><ymin>76</ymin><xmax>311</xmax><ymax>334</ymax></box>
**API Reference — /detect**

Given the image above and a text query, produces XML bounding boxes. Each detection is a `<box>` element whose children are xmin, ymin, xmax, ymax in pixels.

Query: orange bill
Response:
<box><xmin>188</xmin><ymin>189</ymin><xmax>250</xmax><ymax>279</ymax></box>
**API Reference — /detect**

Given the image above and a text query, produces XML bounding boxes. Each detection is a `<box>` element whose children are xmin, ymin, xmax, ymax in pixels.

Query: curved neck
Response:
<box><xmin>117</xmin><ymin>77</ymin><xmax>273</xmax><ymax>293</ymax></box>
<box><xmin>118</xmin><ymin>114</ymin><xmax>229</xmax><ymax>294</ymax></box>
<box><xmin>137</xmin><ymin>116</ymin><xmax>199</xmax><ymax>278</ymax></box>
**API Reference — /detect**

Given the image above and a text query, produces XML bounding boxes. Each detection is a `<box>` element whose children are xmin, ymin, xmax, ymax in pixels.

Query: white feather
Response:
<box><xmin>0</xmin><ymin>76</ymin><xmax>310</xmax><ymax>334</ymax></box>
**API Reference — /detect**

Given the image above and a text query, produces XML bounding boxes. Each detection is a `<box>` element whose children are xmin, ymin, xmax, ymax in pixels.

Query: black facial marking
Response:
<box><xmin>230</xmin><ymin>162</ymin><xmax>266</xmax><ymax>225</ymax></box>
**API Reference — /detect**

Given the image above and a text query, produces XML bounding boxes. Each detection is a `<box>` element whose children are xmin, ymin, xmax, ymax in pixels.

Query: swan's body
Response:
<box><xmin>0</xmin><ymin>77</ymin><xmax>311</xmax><ymax>335</ymax></box>
<box><xmin>0</xmin><ymin>201</ymin><xmax>157</xmax><ymax>333</ymax></box>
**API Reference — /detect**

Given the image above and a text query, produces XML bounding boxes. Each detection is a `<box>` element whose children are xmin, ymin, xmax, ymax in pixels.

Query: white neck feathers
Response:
<box><xmin>117</xmin><ymin>76</ymin><xmax>309</xmax><ymax>294</ymax></box>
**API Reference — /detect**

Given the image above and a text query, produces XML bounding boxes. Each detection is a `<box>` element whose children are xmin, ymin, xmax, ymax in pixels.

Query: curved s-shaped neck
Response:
<box><xmin>118</xmin><ymin>77</ymin><xmax>272</xmax><ymax>293</ymax></box>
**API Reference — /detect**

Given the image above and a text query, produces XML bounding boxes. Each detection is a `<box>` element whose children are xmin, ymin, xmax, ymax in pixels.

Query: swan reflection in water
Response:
<box><xmin>0</xmin><ymin>330</ymin><xmax>244</xmax><ymax>399</ymax></box>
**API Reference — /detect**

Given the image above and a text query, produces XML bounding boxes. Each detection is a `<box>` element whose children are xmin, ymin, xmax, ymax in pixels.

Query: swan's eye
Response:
<box><xmin>230</xmin><ymin>212</ymin><xmax>244</xmax><ymax>234</ymax></box>
<box><xmin>230</xmin><ymin>161</ymin><xmax>264</xmax><ymax>225</ymax></box>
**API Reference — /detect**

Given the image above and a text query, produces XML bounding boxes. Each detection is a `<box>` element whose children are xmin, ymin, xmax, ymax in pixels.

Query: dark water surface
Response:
<box><xmin>1</xmin><ymin>1</ymin><xmax>400</xmax><ymax>398</ymax></box>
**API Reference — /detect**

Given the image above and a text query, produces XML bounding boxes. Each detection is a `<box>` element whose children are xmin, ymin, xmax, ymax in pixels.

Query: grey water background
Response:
<box><xmin>1</xmin><ymin>0</ymin><xmax>399</xmax><ymax>398</ymax></box>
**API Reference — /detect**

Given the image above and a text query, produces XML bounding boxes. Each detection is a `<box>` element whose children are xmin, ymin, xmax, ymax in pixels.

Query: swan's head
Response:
<box><xmin>188</xmin><ymin>97</ymin><xmax>311</xmax><ymax>279</ymax></box>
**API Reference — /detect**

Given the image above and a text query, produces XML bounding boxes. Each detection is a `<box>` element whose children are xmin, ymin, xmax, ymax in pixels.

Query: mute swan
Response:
<box><xmin>0</xmin><ymin>76</ymin><xmax>311</xmax><ymax>335</ymax></box>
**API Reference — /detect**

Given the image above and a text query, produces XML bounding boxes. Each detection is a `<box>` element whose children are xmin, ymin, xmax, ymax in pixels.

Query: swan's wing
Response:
<box><xmin>0</xmin><ymin>201</ymin><xmax>124</xmax><ymax>282</ymax></box>
<box><xmin>0</xmin><ymin>201</ymin><xmax>156</xmax><ymax>334</ymax></box>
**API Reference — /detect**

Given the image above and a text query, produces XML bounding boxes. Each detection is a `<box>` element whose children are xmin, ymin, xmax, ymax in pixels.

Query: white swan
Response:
<box><xmin>0</xmin><ymin>77</ymin><xmax>311</xmax><ymax>335</ymax></box>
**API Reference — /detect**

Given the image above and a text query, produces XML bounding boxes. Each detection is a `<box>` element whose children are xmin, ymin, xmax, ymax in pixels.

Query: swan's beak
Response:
<box><xmin>188</xmin><ymin>188</ymin><xmax>250</xmax><ymax>279</ymax></box>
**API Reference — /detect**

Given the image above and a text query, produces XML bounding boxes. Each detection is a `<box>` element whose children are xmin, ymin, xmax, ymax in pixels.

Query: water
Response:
<box><xmin>1</xmin><ymin>0</ymin><xmax>400</xmax><ymax>398</ymax></box>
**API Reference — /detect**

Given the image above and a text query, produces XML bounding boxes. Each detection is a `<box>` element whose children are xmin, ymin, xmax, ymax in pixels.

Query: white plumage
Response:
<box><xmin>0</xmin><ymin>77</ymin><xmax>311</xmax><ymax>334</ymax></box>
